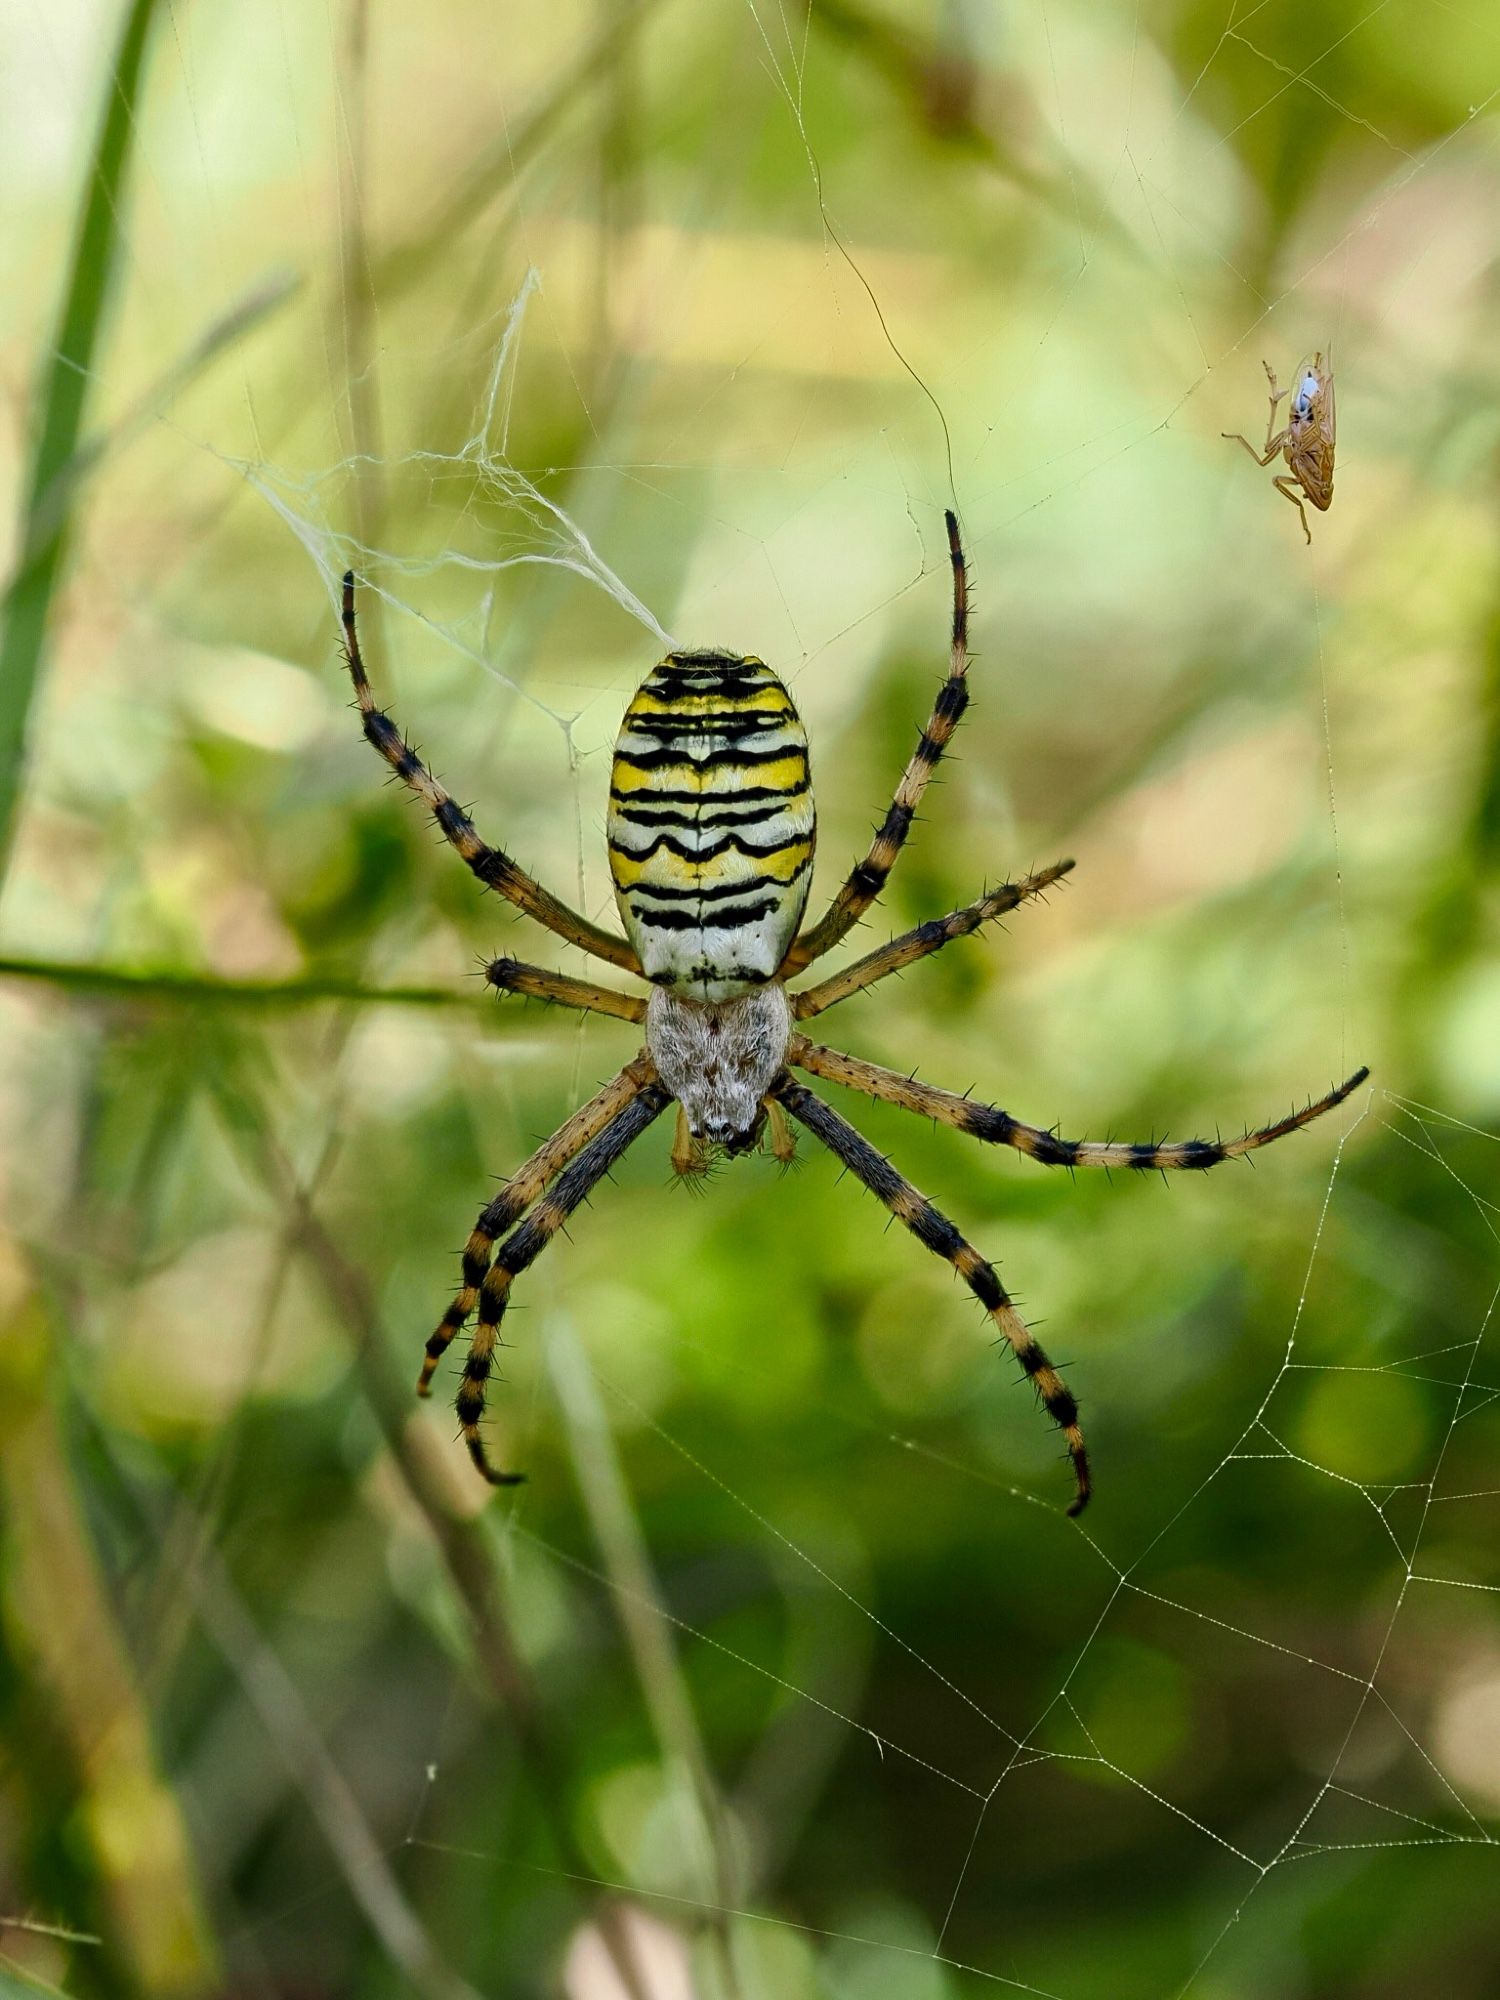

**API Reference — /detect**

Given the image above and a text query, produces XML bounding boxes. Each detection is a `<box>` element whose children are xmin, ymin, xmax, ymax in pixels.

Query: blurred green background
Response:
<box><xmin>2</xmin><ymin>1</ymin><xmax>1499</xmax><ymax>1995</ymax></box>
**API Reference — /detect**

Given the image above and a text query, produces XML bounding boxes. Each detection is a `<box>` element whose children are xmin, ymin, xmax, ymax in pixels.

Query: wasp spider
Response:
<box><xmin>339</xmin><ymin>518</ymin><xmax>1365</xmax><ymax>1515</ymax></box>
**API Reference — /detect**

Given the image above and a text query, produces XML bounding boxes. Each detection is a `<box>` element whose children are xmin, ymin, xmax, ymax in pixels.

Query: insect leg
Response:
<box><xmin>1273</xmin><ymin>476</ymin><xmax>1313</xmax><ymax>545</ymax></box>
<box><xmin>1223</xmin><ymin>428</ymin><xmax>1290</xmax><ymax>469</ymax></box>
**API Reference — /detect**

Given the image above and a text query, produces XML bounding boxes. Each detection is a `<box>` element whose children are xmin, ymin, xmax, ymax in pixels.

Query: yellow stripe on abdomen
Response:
<box><xmin>607</xmin><ymin>651</ymin><xmax>816</xmax><ymax>1001</ymax></box>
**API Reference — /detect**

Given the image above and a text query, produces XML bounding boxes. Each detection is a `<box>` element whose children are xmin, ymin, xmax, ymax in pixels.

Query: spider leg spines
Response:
<box><xmin>337</xmin><ymin>574</ymin><xmax>640</xmax><ymax>969</ymax></box>
<box><xmin>485</xmin><ymin>957</ymin><xmax>647</xmax><ymax>1024</ymax></box>
<box><xmin>791</xmin><ymin>1042</ymin><xmax>1368</xmax><ymax>1177</ymax></box>
<box><xmin>454</xmin><ymin>1320</ymin><xmax>525</xmax><ymax>1485</ymax></box>
<box><xmin>765</xmin><ymin>1099</ymin><xmax>798</xmax><ymax>1167</ymax></box>
<box><xmin>792</xmin><ymin>860</ymin><xmax>1075</xmax><ymax>1020</ymax></box>
<box><xmin>776</xmin><ymin>1075</ymin><xmax>1091</xmax><ymax>1517</ymax></box>
<box><xmin>779</xmin><ymin>511</ymin><xmax>973</xmax><ymax>975</ymax></box>
<box><xmin>445</xmin><ymin>1086</ymin><xmax>670</xmax><ymax>1490</ymax></box>
<box><xmin>418</xmin><ymin>1059</ymin><xmax>657</xmax><ymax>1396</ymax></box>
<box><xmin>417</xmin><ymin>1226</ymin><xmax>493</xmax><ymax>1394</ymax></box>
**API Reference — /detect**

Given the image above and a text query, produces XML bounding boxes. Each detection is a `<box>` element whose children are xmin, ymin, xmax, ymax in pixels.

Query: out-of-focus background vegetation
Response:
<box><xmin>2</xmin><ymin>0</ymin><xmax>1499</xmax><ymax>1994</ymax></box>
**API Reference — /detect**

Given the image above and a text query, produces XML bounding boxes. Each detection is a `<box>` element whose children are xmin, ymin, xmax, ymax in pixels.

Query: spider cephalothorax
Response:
<box><xmin>340</xmin><ymin>515</ymin><xmax>1365</xmax><ymax>1515</ymax></box>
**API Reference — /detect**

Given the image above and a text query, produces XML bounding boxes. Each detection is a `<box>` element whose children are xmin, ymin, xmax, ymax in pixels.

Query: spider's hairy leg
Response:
<box><xmin>339</xmin><ymin>575</ymin><xmax>639</xmax><ymax>972</ymax></box>
<box><xmin>486</xmin><ymin>956</ymin><xmax>646</xmax><ymax>1023</ymax></box>
<box><xmin>792</xmin><ymin>860</ymin><xmax>1075</xmax><ymax>1021</ymax></box>
<box><xmin>788</xmin><ymin>1041</ymin><xmax>1370</xmax><ymax>1171</ymax></box>
<box><xmin>457</xmin><ymin>1081</ymin><xmax>672</xmax><ymax>1484</ymax></box>
<box><xmin>773</xmin><ymin>1075</ymin><xmax>1090</xmax><ymax>1516</ymax></box>
<box><xmin>419</xmin><ymin>1054</ymin><xmax>657</xmax><ymax>1395</ymax></box>
<box><xmin>780</xmin><ymin>509</ymin><xmax>970</xmax><ymax>975</ymax></box>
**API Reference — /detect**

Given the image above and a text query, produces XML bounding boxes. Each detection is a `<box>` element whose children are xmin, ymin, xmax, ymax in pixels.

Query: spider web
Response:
<box><xmin>4</xmin><ymin>0</ymin><xmax>1500</xmax><ymax>1994</ymax></box>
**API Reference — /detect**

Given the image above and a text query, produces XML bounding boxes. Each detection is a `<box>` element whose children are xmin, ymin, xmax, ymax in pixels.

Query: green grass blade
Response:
<box><xmin>0</xmin><ymin>955</ymin><xmax>478</xmax><ymax>1012</ymax></box>
<box><xmin>0</xmin><ymin>0</ymin><xmax>164</xmax><ymax>882</ymax></box>
<box><xmin>0</xmin><ymin>1953</ymin><xmax>90</xmax><ymax>2000</ymax></box>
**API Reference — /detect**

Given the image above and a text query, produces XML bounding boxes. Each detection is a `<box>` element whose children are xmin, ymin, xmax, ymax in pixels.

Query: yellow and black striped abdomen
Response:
<box><xmin>608</xmin><ymin>651</ymin><xmax>815</xmax><ymax>1001</ymax></box>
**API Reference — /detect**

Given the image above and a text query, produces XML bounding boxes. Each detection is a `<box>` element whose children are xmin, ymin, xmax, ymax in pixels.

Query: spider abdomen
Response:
<box><xmin>608</xmin><ymin>651</ymin><xmax>815</xmax><ymax>1001</ymax></box>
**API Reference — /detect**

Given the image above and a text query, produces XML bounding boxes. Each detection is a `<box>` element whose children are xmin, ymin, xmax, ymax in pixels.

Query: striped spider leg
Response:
<box><xmin>788</xmin><ymin>1035</ymin><xmax>1368</xmax><ymax>1173</ymax></box>
<box><xmin>341</xmin><ymin>574</ymin><xmax>639</xmax><ymax>969</ymax></box>
<box><xmin>420</xmin><ymin>1041</ymin><xmax>646</xmax><ymax>1394</ymax></box>
<box><xmin>451</xmin><ymin>1069</ymin><xmax>672</xmax><ymax>1483</ymax></box>
<box><xmin>763</xmin><ymin>901</ymin><xmax>1366</xmax><ymax>1513</ymax></box>
<box><xmin>340</xmin><ymin>575</ymin><xmax>666</xmax><ymax>1478</ymax></box>
<box><xmin>792</xmin><ymin>860</ymin><xmax>1077</xmax><ymax>1020</ymax></box>
<box><xmin>780</xmin><ymin>510</ymin><xmax>970</xmax><ymax>974</ymax></box>
<box><xmin>772</xmin><ymin>1074</ymin><xmax>1093</xmax><ymax>1510</ymax></box>
<box><xmin>437</xmin><ymin>968</ymin><xmax>645</xmax><ymax>1350</ymax></box>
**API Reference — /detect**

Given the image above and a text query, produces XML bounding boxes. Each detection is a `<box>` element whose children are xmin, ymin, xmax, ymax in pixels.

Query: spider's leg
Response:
<box><xmin>459</xmin><ymin>1080</ymin><xmax>673</xmax><ymax>1484</ymax></box>
<box><xmin>788</xmin><ymin>1040</ymin><xmax>1369</xmax><ymax>1170</ymax></box>
<box><xmin>1272</xmin><ymin>476</ymin><xmax>1314</xmax><ymax>546</ymax></box>
<box><xmin>780</xmin><ymin>510</ymin><xmax>970</xmax><ymax>975</ymax></box>
<box><xmin>340</xmin><ymin>576</ymin><xmax>640</xmax><ymax>972</ymax></box>
<box><xmin>486</xmin><ymin>957</ymin><xmax>646</xmax><ymax>1023</ymax></box>
<box><xmin>772</xmin><ymin>1074</ymin><xmax>1090</xmax><ymax>1516</ymax></box>
<box><xmin>419</xmin><ymin>1054</ymin><xmax>657</xmax><ymax>1395</ymax></box>
<box><xmin>792</xmin><ymin>860</ymin><xmax>1074</xmax><ymax>1020</ymax></box>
